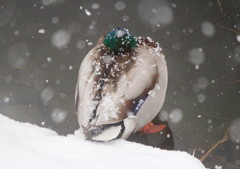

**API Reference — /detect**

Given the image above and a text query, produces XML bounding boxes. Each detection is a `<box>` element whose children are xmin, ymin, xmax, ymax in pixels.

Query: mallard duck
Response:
<box><xmin>75</xmin><ymin>28</ymin><xmax>168</xmax><ymax>141</ymax></box>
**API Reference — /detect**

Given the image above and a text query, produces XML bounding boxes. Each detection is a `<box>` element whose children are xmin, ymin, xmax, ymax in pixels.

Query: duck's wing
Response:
<box><xmin>75</xmin><ymin>43</ymin><xmax>101</xmax><ymax>127</ymax></box>
<box><xmin>94</xmin><ymin>43</ymin><xmax>167</xmax><ymax>130</ymax></box>
<box><xmin>132</xmin><ymin>45</ymin><xmax>168</xmax><ymax>132</ymax></box>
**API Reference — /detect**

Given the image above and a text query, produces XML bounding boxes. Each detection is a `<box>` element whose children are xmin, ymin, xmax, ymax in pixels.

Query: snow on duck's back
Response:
<box><xmin>75</xmin><ymin>28</ymin><xmax>168</xmax><ymax>141</ymax></box>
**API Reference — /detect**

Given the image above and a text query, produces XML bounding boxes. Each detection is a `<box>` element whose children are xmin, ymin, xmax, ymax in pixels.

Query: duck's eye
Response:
<box><xmin>104</xmin><ymin>28</ymin><xmax>136</xmax><ymax>53</ymax></box>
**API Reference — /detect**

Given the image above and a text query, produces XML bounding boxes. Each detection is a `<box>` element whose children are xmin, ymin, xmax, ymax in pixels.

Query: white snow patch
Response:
<box><xmin>97</xmin><ymin>94</ymin><xmax>120</xmax><ymax>122</ymax></box>
<box><xmin>38</xmin><ymin>29</ymin><xmax>46</xmax><ymax>34</ymax></box>
<box><xmin>116</xmin><ymin>29</ymin><xmax>124</xmax><ymax>37</ymax></box>
<box><xmin>0</xmin><ymin>114</ymin><xmax>206</xmax><ymax>169</ymax></box>
<box><xmin>215</xmin><ymin>165</ymin><xmax>222</xmax><ymax>169</ymax></box>
<box><xmin>85</xmin><ymin>9</ymin><xmax>92</xmax><ymax>16</ymax></box>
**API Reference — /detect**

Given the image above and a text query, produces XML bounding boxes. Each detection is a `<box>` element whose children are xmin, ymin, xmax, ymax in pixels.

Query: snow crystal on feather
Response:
<box><xmin>97</xmin><ymin>93</ymin><xmax>120</xmax><ymax>121</ymax></box>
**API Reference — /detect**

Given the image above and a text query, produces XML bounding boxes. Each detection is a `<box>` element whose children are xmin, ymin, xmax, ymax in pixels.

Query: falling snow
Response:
<box><xmin>76</xmin><ymin>40</ymin><xmax>86</xmax><ymax>50</ymax></box>
<box><xmin>229</xmin><ymin>118</ymin><xmax>240</xmax><ymax>143</ymax></box>
<box><xmin>201</xmin><ymin>21</ymin><xmax>215</xmax><ymax>37</ymax></box>
<box><xmin>38</xmin><ymin>29</ymin><xmax>46</xmax><ymax>34</ymax></box>
<box><xmin>138</xmin><ymin>0</ymin><xmax>174</xmax><ymax>27</ymax></box>
<box><xmin>169</xmin><ymin>108</ymin><xmax>183</xmax><ymax>124</ymax></box>
<box><xmin>42</xmin><ymin>0</ymin><xmax>58</xmax><ymax>6</ymax></box>
<box><xmin>236</xmin><ymin>35</ymin><xmax>240</xmax><ymax>43</ymax></box>
<box><xmin>51</xmin><ymin>30</ymin><xmax>71</xmax><ymax>49</ymax></box>
<box><xmin>52</xmin><ymin>17</ymin><xmax>59</xmax><ymax>24</ymax></box>
<box><xmin>40</xmin><ymin>87</ymin><xmax>54</xmax><ymax>104</ymax></box>
<box><xmin>189</xmin><ymin>48</ymin><xmax>205</xmax><ymax>66</ymax></box>
<box><xmin>91</xmin><ymin>3</ymin><xmax>100</xmax><ymax>10</ymax></box>
<box><xmin>197</xmin><ymin>93</ymin><xmax>206</xmax><ymax>103</ymax></box>
<box><xmin>47</xmin><ymin>57</ymin><xmax>52</xmax><ymax>62</ymax></box>
<box><xmin>85</xmin><ymin>9</ymin><xmax>92</xmax><ymax>16</ymax></box>
<box><xmin>115</xmin><ymin>1</ymin><xmax>126</xmax><ymax>11</ymax></box>
<box><xmin>0</xmin><ymin>1</ymin><xmax>239</xmax><ymax>168</ymax></box>
<box><xmin>234</xmin><ymin>46</ymin><xmax>240</xmax><ymax>63</ymax></box>
<box><xmin>7</xmin><ymin>43</ymin><xmax>30</xmax><ymax>68</ymax></box>
<box><xmin>3</xmin><ymin>97</ymin><xmax>10</xmax><ymax>103</ymax></box>
<box><xmin>51</xmin><ymin>108</ymin><xmax>67</xmax><ymax>123</ymax></box>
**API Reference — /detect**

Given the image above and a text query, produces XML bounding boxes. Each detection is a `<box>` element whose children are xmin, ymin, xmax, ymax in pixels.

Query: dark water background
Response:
<box><xmin>0</xmin><ymin>0</ymin><xmax>240</xmax><ymax>168</ymax></box>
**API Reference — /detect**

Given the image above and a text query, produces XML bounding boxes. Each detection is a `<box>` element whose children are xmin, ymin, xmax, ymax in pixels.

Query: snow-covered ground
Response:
<box><xmin>0</xmin><ymin>114</ymin><xmax>205</xmax><ymax>169</ymax></box>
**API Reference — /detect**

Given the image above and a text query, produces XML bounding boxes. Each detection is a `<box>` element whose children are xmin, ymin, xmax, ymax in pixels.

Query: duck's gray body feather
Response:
<box><xmin>75</xmin><ymin>37</ymin><xmax>168</xmax><ymax>141</ymax></box>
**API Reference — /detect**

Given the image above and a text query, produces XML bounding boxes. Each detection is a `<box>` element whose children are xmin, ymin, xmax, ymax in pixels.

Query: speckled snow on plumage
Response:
<box><xmin>75</xmin><ymin>30</ymin><xmax>167</xmax><ymax>141</ymax></box>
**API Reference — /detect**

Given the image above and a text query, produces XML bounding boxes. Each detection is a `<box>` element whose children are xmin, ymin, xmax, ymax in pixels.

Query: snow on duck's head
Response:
<box><xmin>103</xmin><ymin>28</ymin><xmax>137</xmax><ymax>54</ymax></box>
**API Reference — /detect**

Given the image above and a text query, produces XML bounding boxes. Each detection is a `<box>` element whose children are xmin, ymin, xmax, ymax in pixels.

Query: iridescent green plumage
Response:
<box><xmin>104</xmin><ymin>28</ymin><xmax>136</xmax><ymax>53</ymax></box>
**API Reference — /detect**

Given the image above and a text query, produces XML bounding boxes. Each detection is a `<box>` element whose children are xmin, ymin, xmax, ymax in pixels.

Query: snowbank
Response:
<box><xmin>0</xmin><ymin>114</ymin><xmax>205</xmax><ymax>169</ymax></box>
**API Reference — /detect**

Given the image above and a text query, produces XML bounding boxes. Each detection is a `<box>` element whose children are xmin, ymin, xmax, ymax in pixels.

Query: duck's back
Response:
<box><xmin>75</xmin><ymin>31</ymin><xmax>167</xmax><ymax>141</ymax></box>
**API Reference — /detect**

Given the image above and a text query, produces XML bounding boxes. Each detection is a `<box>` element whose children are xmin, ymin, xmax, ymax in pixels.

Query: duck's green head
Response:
<box><xmin>103</xmin><ymin>28</ymin><xmax>137</xmax><ymax>54</ymax></box>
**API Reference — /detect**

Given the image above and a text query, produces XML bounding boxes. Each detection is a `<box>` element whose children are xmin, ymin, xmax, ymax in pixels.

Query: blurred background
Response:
<box><xmin>0</xmin><ymin>0</ymin><xmax>240</xmax><ymax>168</ymax></box>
